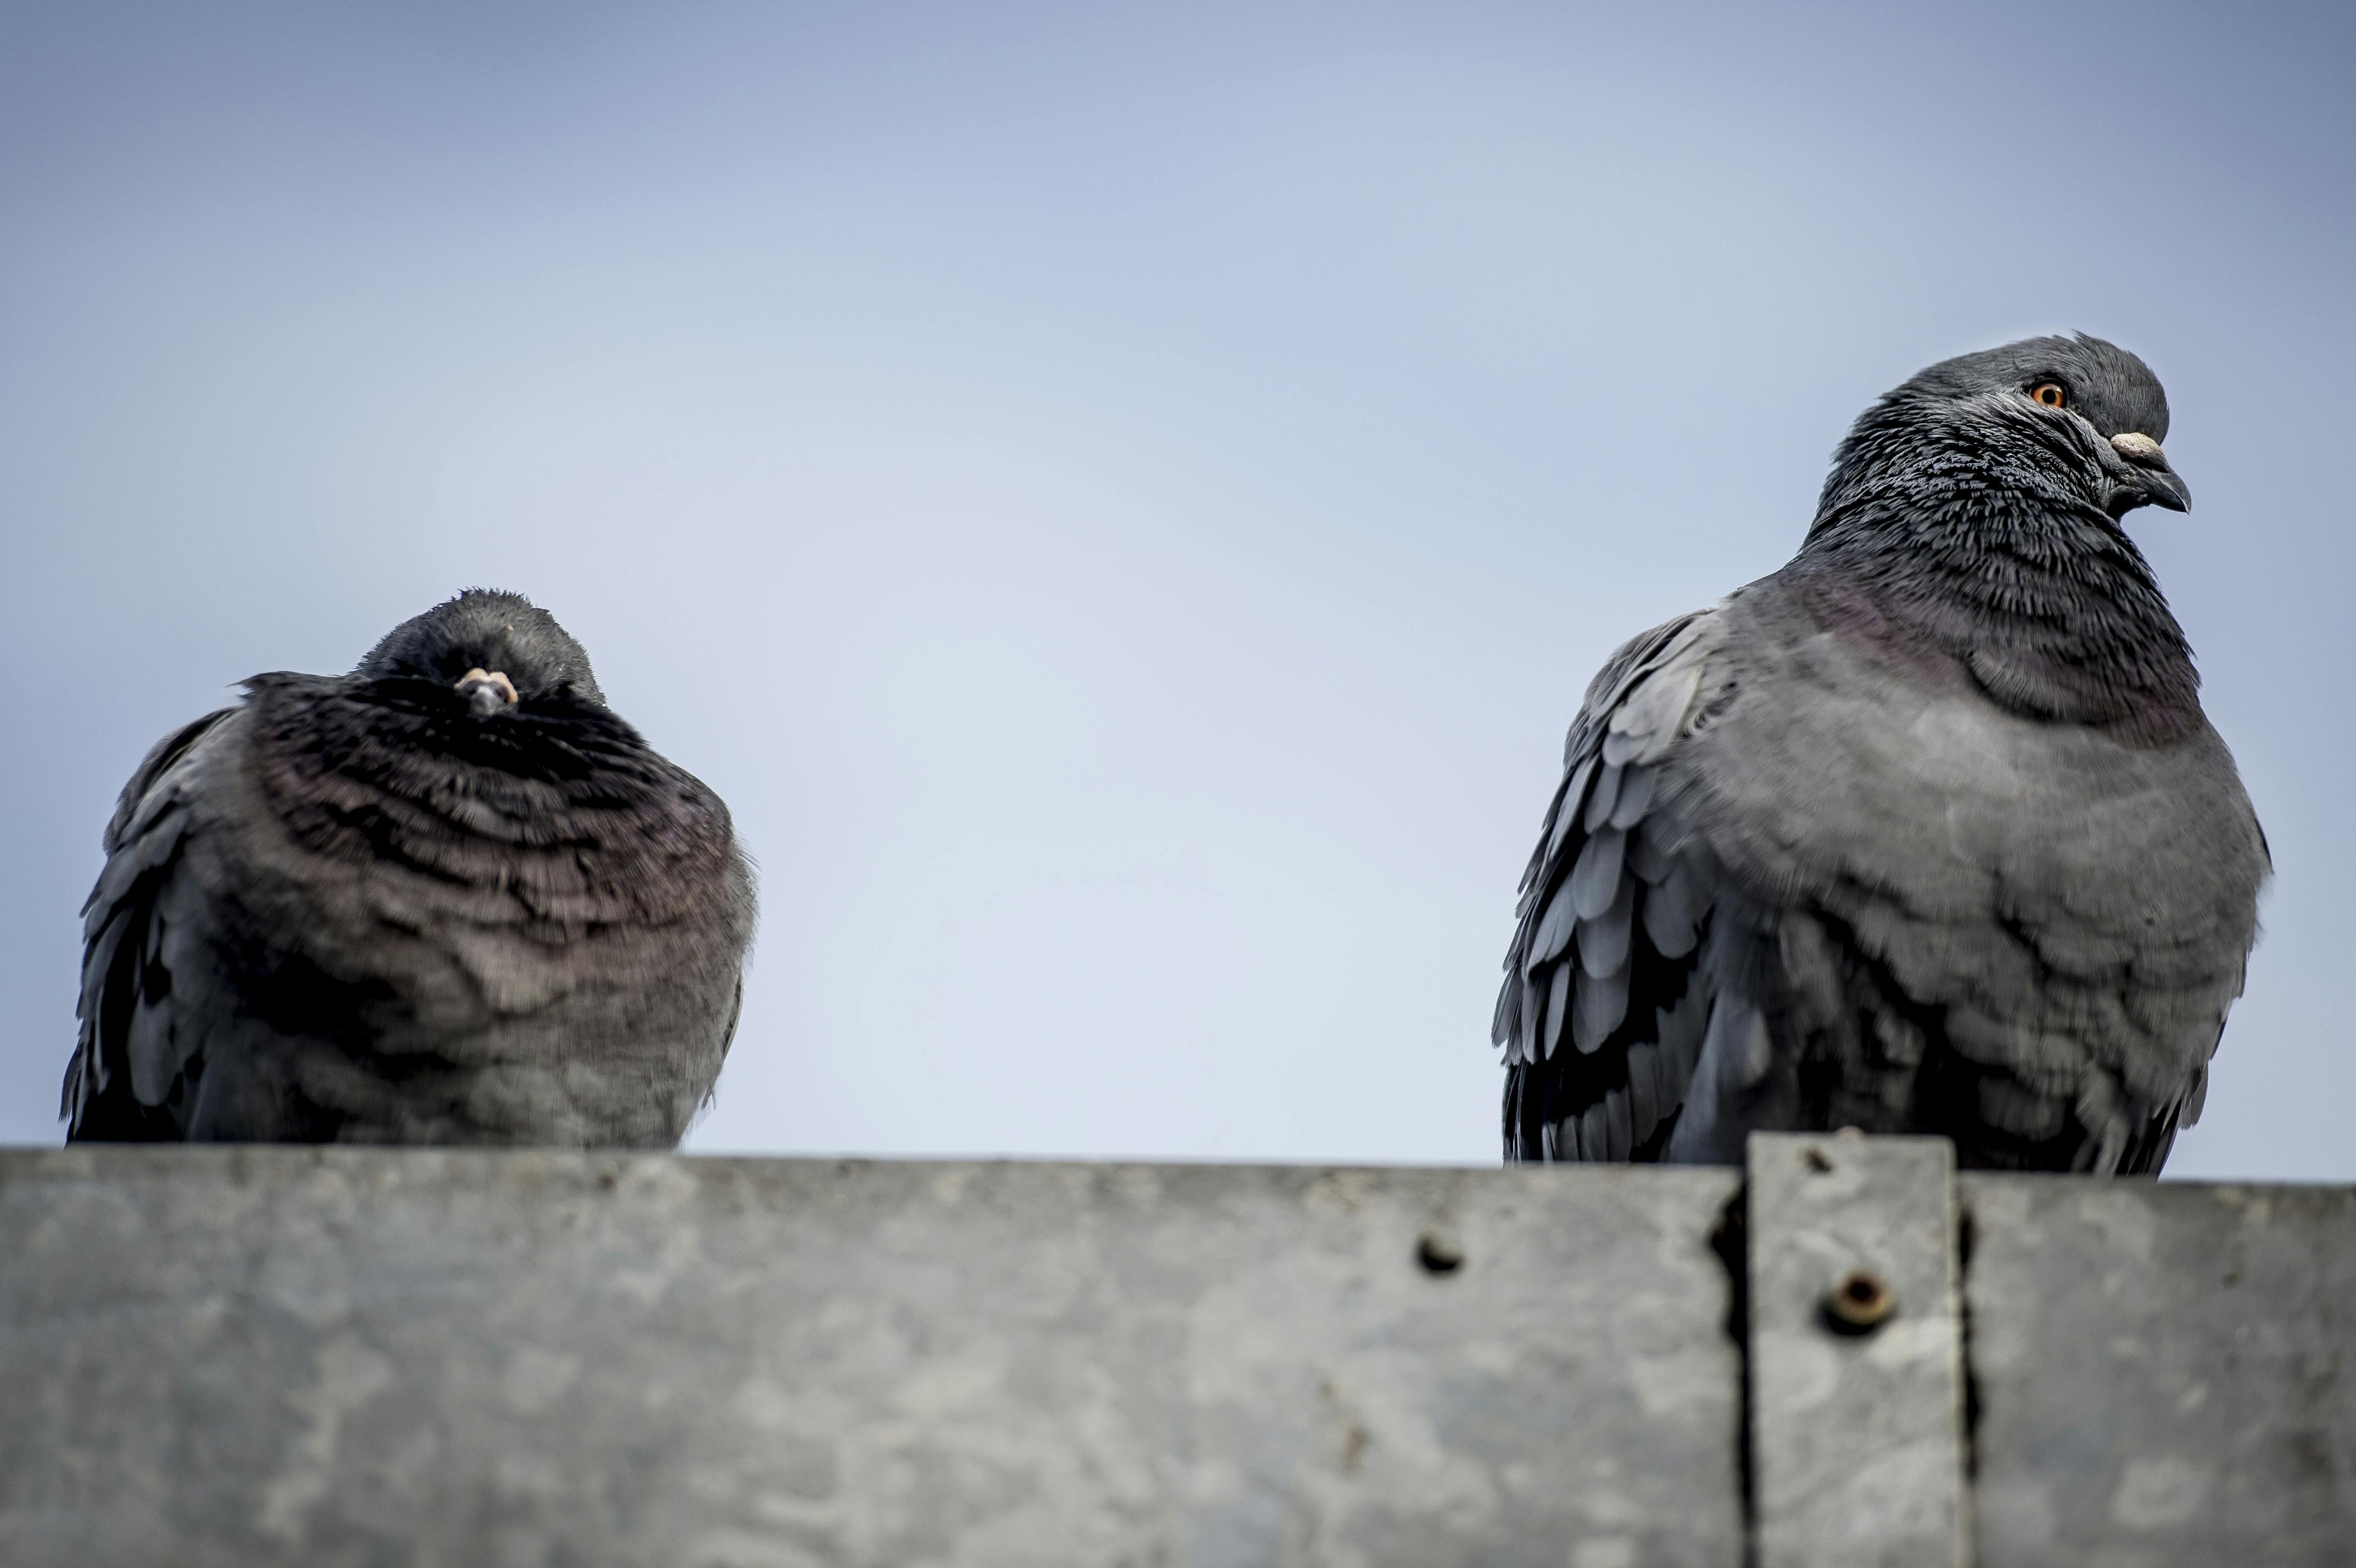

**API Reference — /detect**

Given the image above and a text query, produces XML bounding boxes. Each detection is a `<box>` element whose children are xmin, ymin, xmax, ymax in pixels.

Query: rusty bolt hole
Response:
<box><xmin>1821</xmin><ymin>1268</ymin><xmax>1895</xmax><ymax>1334</ymax></box>
<box><xmin>1415</xmin><ymin>1232</ymin><xmax>1465</xmax><ymax>1276</ymax></box>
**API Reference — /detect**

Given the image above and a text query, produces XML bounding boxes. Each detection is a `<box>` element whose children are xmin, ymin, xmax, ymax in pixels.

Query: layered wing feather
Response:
<box><xmin>1495</xmin><ymin>609</ymin><xmax>1753</xmax><ymax>1162</ymax></box>
<box><xmin>1497</xmin><ymin>575</ymin><xmax>2266</xmax><ymax>1173</ymax></box>
<box><xmin>62</xmin><ymin>709</ymin><xmax>240</xmax><ymax>1139</ymax></box>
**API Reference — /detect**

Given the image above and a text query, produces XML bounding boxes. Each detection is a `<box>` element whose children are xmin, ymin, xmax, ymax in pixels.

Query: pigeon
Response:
<box><xmin>61</xmin><ymin>589</ymin><xmax>756</xmax><ymax>1147</ymax></box>
<box><xmin>1495</xmin><ymin>335</ymin><xmax>2267</xmax><ymax>1174</ymax></box>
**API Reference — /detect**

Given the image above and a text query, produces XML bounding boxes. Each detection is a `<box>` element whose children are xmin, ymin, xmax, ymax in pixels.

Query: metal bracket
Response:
<box><xmin>1747</xmin><ymin>1131</ymin><xmax>1971</xmax><ymax>1568</ymax></box>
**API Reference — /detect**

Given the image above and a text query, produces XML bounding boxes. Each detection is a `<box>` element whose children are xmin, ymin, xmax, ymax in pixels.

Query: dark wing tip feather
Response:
<box><xmin>1497</xmin><ymin>611</ymin><xmax>1722</xmax><ymax>1164</ymax></box>
<box><xmin>64</xmin><ymin>709</ymin><xmax>240</xmax><ymax>1142</ymax></box>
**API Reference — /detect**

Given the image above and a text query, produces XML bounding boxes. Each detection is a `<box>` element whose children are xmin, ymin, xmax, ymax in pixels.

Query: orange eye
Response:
<box><xmin>2031</xmin><ymin>382</ymin><xmax>2067</xmax><ymax>408</ymax></box>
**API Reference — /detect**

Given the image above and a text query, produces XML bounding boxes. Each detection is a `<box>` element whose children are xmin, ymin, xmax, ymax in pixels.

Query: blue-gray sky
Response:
<box><xmin>3</xmin><ymin>2</ymin><xmax>2349</xmax><ymax>1178</ymax></box>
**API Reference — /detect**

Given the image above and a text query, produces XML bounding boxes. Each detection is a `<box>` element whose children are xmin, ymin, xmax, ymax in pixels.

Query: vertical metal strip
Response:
<box><xmin>1747</xmin><ymin>1132</ymin><xmax>1972</xmax><ymax>1568</ymax></box>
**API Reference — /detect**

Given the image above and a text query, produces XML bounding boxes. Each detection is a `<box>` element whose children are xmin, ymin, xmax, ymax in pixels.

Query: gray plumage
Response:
<box><xmin>62</xmin><ymin>589</ymin><xmax>756</xmax><ymax>1147</ymax></box>
<box><xmin>1496</xmin><ymin>335</ymin><xmax>2267</xmax><ymax>1174</ymax></box>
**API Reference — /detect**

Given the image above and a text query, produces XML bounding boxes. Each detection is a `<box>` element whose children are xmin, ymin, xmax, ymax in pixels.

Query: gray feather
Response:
<box><xmin>1607</xmin><ymin>656</ymin><xmax>1705</xmax><ymax>764</ymax></box>
<box><xmin>1626</xmin><ymin>822</ymin><xmax>1676</xmax><ymax>884</ymax></box>
<box><xmin>1577</xmin><ymin>875</ymin><xmax>1636</xmax><ymax>979</ymax></box>
<box><xmin>1604</xmin><ymin>1085</ymin><xmax>1633</xmax><ymax>1158</ymax></box>
<box><xmin>1569</xmin><ymin>828</ymin><xmax>1625</xmax><ymax>920</ymax></box>
<box><xmin>1656</xmin><ymin>988</ymin><xmax>1709</xmax><ymax>1091</ymax></box>
<box><xmin>1542</xmin><ymin>962</ymin><xmax>1571</xmax><ymax>1061</ymax></box>
<box><xmin>1581</xmin><ymin>1101</ymin><xmax>1611</xmax><ymax>1161</ymax></box>
<box><xmin>1625</xmin><ymin>1041</ymin><xmax>1660</xmax><ymax>1143</ymax></box>
<box><xmin>1608</xmin><ymin>761</ymin><xmax>1658</xmax><ymax>830</ymax></box>
<box><xmin>1572</xmin><ymin>963</ymin><xmax>1628</xmax><ymax>1054</ymax></box>
<box><xmin>1542</xmin><ymin>757</ymin><xmax>1597</xmax><ymax>864</ymax></box>
<box><xmin>1530</xmin><ymin>880</ymin><xmax>1580</xmax><ymax>968</ymax></box>
<box><xmin>1705</xmin><ymin>999</ymin><xmax>1772</xmax><ymax>1094</ymax></box>
<box><xmin>1642</xmin><ymin>860</ymin><xmax>1706</xmax><ymax>960</ymax></box>
<box><xmin>1583</xmin><ymin>761</ymin><xmax>1624</xmax><ymax>833</ymax></box>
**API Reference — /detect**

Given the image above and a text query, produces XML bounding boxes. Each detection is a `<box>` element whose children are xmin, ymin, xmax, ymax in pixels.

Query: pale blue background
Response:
<box><xmin>4</xmin><ymin>2</ymin><xmax>2349</xmax><ymax>1178</ymax></box>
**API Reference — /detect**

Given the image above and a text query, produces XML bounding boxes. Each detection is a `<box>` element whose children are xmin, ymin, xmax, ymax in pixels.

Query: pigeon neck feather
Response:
<box><xmin>1792</xmin><ymin>462</ymin><xmax>2201</xmax><ymax>745</ymax></box>
<box><xmin>242</xmin><ymin>674</ymin><xmax>728</xmax><ymax>926</ymax></box>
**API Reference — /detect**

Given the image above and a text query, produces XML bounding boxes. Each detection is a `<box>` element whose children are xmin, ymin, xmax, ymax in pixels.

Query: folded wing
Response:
<box><xmin>63</xmin><ymin>709</ymin><xmax>239</xmax><ymax>1140</ymax></box>
<box><xmin>1494</xmin><ymin>610</ymin><xmax>1742</xmax><ymax>1161</ymax></box>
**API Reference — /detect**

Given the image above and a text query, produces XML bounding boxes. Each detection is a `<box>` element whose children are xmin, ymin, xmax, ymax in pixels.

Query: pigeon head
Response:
<box><xmin>355</xmin><ymin>589</ymin><xmax>605</xmax><ymax>716</ymax></box>
<box><xmin>1794</xmin><ymin>334</ymin><xmax>2202</xmax><ymax>739</ymax></box>
<box><xmin>1814</xmin><ymin>333</ymin><xmax>2189</xmax><ymax>530</ymax></box>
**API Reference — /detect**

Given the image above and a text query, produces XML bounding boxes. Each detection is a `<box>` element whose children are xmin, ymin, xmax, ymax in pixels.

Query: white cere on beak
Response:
<box><xmin>2111</xmin><ymin>433</ymin><xmax>2166</xmax><ymax>464</ymax></box>
<box><xmin>456</xmin><ymin>668</ymin><xmax>520</xmax><ymax>714</ymax></box>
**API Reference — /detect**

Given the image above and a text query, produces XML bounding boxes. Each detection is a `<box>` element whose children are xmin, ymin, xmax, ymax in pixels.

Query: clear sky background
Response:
<box><xmin>3</xmin><ymin>2</ymin><xmax>2349</xmax><ymax>1179</ymax></box>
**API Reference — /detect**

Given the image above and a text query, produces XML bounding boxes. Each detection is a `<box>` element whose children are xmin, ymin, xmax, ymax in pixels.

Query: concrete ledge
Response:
<box><xmin>1</xmin><ymin>1144</ymin><xmax>2348</xmax><ymax>1567</ymax></box>
<box><xmin>1967</xmin><ymin>1174</ymin><xmax>2356</xmax><ymax>1564</ymax></box>
<box><xmin>1</xmin><ymin>1148</ymin><xmax>1744</xmax><ymax>1568</ymax></box>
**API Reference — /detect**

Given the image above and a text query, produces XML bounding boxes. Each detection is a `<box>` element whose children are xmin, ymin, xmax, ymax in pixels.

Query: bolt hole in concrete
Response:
<box><xmin>1821</xmin><ymin>1268</ymin><xmax>1895</xmax><ymax>1334</ymax></box>
<box><xmin>1415</xmin><ymin>1232</ymin><xmax>1465</xmax><ymax>1275</ymax></box>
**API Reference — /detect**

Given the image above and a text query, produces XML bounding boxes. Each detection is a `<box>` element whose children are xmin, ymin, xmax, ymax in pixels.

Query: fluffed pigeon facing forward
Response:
<box><xmin>63</xmin><ymin>590</ymin><xmax>755</xmax><ymax>1147</ymax></box>
<box><xmin>1496</xmin><ymin>335</ymin><xmax>2267</xmax><ymax>1174</ymax></box>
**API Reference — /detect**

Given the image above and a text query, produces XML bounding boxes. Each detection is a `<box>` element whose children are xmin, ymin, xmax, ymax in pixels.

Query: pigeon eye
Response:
<box><xmin>2030</xmin><ymin>382</ymin><xmax>2067</xmax><ymax>409</ymax></box>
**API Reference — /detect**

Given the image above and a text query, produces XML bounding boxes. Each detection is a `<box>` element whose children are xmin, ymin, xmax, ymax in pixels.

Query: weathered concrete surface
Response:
<box><xmin>1962</xmin><ymin>1175</ymin><xmax>2356</xmax><ymax>1567</ymax></box>
<box><xmin>0</xmin><ymin>1149</ymin><xmax>1744</xmax><ymax>1568</ymax></box>
<box><xmin>1747</xmin><ymin>1134</ymin><xmax>1970</xmax><ymax>1568</ymax></box>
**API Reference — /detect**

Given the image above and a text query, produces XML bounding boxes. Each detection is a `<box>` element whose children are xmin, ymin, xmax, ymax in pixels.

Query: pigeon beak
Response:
<box><xmin>455</xmin><ymin>668</ymin><xmax>520</xmax><ymax>717</ymax></box>
<box><xmin>2108</xmin><ymin>432</ymin><xmax>2190</xmax><ymax>514</ymax></box>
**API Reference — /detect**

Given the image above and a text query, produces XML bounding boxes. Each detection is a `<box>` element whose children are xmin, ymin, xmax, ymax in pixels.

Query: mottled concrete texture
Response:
<box><xmin>1748</xmin><ymin>1135</ymin><xmax>1968</xmax><ymax>1568</ymax></box>
<box><xmin>1963</xmin><ymin>1174</ymin><xmax>2356</xmax><ymax>1567</ymax></box>
<box><xmin>5</xmin><ymin>1146</ymin><xmax>2349</xmax><ymax>1568</ymax></box>
<box><xmin>0</xmin><ymin>1149</ymin><xmax>1744</xmax><ymax>1568</ymax></box>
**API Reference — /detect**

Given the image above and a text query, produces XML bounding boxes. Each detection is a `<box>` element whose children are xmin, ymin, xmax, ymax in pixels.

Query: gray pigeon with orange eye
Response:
<box><xmin>1495</xmin><ymin>334</ymin><xmax>2267</xmax><ymax>1173</ymax></box>
<box><xmin>61</xmin><ymin>589</ymin><xmax>755</xmax><ymax>1147</ymax></box>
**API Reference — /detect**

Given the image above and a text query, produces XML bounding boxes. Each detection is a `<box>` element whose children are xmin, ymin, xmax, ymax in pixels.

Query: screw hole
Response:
<box><xmin>1822</xmin><ymin>1268</ymin><xmax>1895</xmax><ymax>1333</ymax></box>
<box><xmin>1415</xmin><ymin>1233</ymin><xmax>1464</xmax><ymax>1276</ymax></box>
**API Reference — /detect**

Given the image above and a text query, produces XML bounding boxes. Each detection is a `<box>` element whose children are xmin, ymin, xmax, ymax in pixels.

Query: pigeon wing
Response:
<box><xmin>63</xmin><ymin>708</ymin><xmax>240</xmax><ymax>1139</ymax></box>
<box><xmin>1495</xmin><ymin>608</ymin><xmax>1734</xmax><ymax>1161</ymax></box>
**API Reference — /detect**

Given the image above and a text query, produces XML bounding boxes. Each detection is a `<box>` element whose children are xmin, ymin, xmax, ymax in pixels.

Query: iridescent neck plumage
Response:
<box><xmin>1792</xmin><ymin>467</ymin><xmax>2200</xmax><ymax>742</ymax></box>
